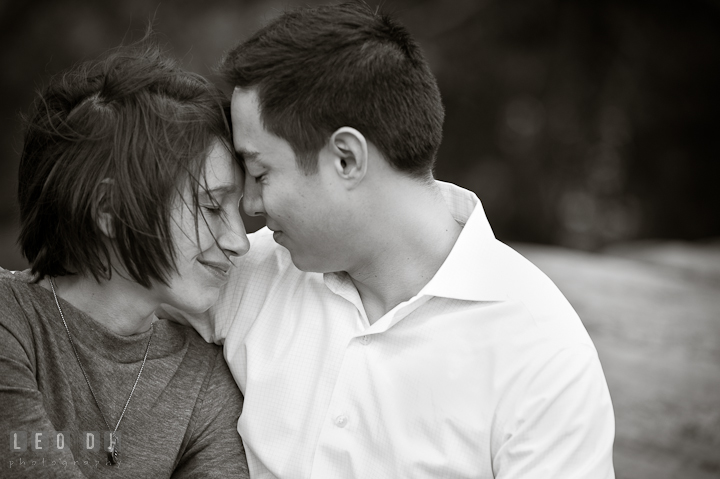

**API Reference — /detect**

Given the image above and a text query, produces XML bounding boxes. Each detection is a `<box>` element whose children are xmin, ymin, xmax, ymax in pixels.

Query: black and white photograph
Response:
<box><xmin>1</xmin><ymin>1</ymin><xmax>718</xmax><ymax>478</ymax></box>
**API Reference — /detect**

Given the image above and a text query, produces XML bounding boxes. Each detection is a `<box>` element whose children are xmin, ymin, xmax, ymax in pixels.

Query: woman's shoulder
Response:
<box><xmin>0</xmin><ymin>267</ymin><xmax>33</xmax><ymax>290</ymax></box>
<box><xmin>153</xmin><ymin>319</ymin><xmax>226</xmax><ymax>369</ymax></box>
<box><xmin>0</xmin><ymin>268</ymin><xmax>44</xmax><ymax>352</ymax></box>
<box><xmin>0</xmin><ymin>268</ymin><xmax>37</xmax><ymax>315</ymax></box>
<box><xmin>0</xmin><ymin>268</ymin><xmax>47</xmax><ymax>303</ymax></box>
<box><xmin>153</xmin><ymin>319</ymin><xmax>241</xmax><ymax>405</ymax></box>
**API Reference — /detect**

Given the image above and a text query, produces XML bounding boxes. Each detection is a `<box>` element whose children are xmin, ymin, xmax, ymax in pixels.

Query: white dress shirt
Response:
<box><xmin>193</xmin><ymin>181</ymin><xmax>615</xmax><ymax>479</ymax></box>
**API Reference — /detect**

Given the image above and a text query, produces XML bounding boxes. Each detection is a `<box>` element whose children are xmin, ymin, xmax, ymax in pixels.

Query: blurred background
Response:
<box><xmin>1</xmin><ymin>0</ymin><xmax>718</xmax><ymax>477</ymax></box>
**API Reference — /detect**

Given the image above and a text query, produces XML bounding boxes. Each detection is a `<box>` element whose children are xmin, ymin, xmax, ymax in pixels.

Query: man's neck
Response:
<box><xmin>40</xmin><ymin>273</ymin><xmax>156</xmax><ymax>336</ymax></box>
<box><xmin>346</xmin><ymin>181</ymin><xmax>462</xmax><ymax>324</ymax></box>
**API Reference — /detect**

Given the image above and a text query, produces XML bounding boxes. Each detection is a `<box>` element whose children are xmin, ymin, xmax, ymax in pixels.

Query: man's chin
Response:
<box><xmin>287</xmin><ymin>251</ymin><xmax>336</xmax><ymax>275</ymax></box>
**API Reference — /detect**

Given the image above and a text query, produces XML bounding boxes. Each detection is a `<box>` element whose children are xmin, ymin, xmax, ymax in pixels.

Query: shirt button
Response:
<box><xmin>334</xmin><ymin>415</ymin><xmax>348</xmax><ymax>428</ymax></box>
<box><xmin>360</xmin><ymin>335</ymin><xmax>372</xmax><ymax>345</ymax></box>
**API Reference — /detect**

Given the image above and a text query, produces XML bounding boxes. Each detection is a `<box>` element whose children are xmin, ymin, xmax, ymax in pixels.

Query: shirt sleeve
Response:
<box><xmin>492</xmin><ymin>344</ymin><xmax>616</xmax><ymax>479</ymax></box>
<box><xmin>0</xmin><ymin>302</ymin><xmax>88</xmax><ymax>478</ymax></box>
<box><xmin>171</xmin><ymin>346</ymin><xmax>249</xmax><ymax>479</ymax></box>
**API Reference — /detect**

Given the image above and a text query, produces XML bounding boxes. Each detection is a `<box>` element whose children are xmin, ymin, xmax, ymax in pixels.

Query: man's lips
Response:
<box><xmin>271</xmin><ymin>230</ymin><xmax>285</xmax><ymax>245</ymax></box>
<box><xmin>267</xmin><ymin>224</ymin><xmax>284</xmax><ymax>240</ymax></box>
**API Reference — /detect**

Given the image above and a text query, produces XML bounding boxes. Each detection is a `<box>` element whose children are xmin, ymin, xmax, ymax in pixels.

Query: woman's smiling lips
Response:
<box><xmin>197</xmin><ymin>259</ymin><xmax>232</xmax><ymax>281</ymax></box>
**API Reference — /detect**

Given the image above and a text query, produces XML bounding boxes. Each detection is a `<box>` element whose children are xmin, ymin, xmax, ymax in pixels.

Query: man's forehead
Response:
<box><xmin>230</xmin><ymin>88</ymin><xmax>265</xmax><ymax>151</ymax></box>
<box><xmin>231</xmin><ymin>87</ymin><xmax>260</xmax><ymax>116</ymax></box>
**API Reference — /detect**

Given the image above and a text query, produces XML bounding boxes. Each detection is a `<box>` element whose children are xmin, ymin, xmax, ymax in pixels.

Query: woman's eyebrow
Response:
<box><xmin>199</xmin><ymin>184</ymin><xmax>242</xmax><ymax>198</ymax></box>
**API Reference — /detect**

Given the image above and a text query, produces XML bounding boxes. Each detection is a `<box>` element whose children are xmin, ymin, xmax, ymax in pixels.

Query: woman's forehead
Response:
<box><xmin>201</xmin><ymin>140</ymin><xmax>244</xmax><ymax>190</ymax></box>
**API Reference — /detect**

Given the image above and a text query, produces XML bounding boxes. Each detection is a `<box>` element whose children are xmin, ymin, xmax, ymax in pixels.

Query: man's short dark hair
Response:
<box><xmin>219</xmin><ymin>1</ymin><xmax>444</xmax><ymax>177</ymax></box>
<box><xmin>18</xmin><ymin>44</ymin><xmax>232</xmax><ymax>287</ymax></box>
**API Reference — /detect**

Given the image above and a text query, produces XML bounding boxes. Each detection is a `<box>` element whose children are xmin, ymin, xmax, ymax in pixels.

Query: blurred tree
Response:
<box><xmin>1</xmin><ymin>0</ymin><xmax>719</xmax><ymax>270</ymax></box>
<box><xmin>416</xmin><ymin>0</ymin><xmax>720</xmax><ymax>249</ymax></box>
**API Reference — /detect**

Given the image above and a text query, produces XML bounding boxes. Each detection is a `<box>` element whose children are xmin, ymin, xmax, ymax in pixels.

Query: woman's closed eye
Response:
<box><xmin>201</xmin><ymin>201</ymin><xmax>223</xmax><ymax>215</ymax></box>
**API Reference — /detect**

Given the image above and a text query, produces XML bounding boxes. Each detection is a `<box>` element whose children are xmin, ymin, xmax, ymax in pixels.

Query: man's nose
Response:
<box><xmin>243</xmin><ymin>175</ymin><xmax>264</xmax><ymax>217</ymax></box>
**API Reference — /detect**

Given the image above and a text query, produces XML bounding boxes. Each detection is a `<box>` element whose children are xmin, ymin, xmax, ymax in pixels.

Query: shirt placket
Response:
<box><xmin>310</xmin><ymin>281</ymin><xmax>434</xmax><ymax>477</ymax></box>
<box><xmin>309</xmin><ymin>326</ymin><xmax>374</xmax><ymax>478</ymax></box>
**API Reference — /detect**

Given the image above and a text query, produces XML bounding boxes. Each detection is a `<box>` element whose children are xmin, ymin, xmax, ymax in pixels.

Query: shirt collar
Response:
<box><xmin>418</xmin><ymin>181</ymin><xmax>509</xmax><ymax>302</ymax></box>
<box><xmin>324</xmin><ymin>180</ymin><xmax>508</xmax><ymax>307</ymax></box>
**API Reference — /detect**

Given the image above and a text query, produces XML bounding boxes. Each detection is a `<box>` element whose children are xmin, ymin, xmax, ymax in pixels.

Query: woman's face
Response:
<box><xmin>155</xmin><ymin>138</ymin><xmax>250</xmax><ymax>314</ymax></box>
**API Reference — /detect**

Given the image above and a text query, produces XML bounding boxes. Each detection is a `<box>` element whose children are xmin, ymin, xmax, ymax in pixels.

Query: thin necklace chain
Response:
<box><xmin>49</xmin><ymin>277</ymin><xmax>152</xmax><ymax>437</ymax></box>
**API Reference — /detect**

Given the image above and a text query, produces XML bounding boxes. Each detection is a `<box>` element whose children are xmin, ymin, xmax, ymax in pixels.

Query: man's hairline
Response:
<box><xmin>229</xmin><ymin>85</ymin><xmax>434</xmax><ymax>181</ymax></box>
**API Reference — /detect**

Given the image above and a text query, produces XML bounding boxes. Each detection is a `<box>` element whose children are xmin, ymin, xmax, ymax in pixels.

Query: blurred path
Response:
<box><xmin>516</xmin><ymin>243</ymin><xmax>720</xmax><ymax>479</ymax></box>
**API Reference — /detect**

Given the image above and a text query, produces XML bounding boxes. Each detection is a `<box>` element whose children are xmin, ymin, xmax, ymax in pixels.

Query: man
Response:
<box><xmin>187</xmin><ymin>2</ymin><xmax>615</xmax><ymax>477</ymax></box>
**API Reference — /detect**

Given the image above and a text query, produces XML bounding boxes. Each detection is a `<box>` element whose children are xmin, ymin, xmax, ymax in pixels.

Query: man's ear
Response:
<box><xmin>328</xmin><ymin>127</ymin><xmax>368</xmax><ymax>188</ymax></box>
<box><xmin>94</xmin><ymin>178</ymin><xmax>115</xmax><ymax>238</ymax></box>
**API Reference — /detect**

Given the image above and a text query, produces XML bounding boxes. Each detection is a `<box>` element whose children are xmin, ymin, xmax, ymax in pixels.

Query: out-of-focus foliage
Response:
<box><xmin>420</xmin><ymin>0</ymin><xmax>720</xmax><ymax>249</ymax></box>
<box><xmin>1</xmin><ymin>0</ymin><xmax>719</xmax><ymax>269</ymax></box>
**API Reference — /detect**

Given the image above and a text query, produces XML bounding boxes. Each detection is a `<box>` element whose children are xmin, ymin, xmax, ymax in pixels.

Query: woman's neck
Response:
<box><xmin>41</xmin><ymin>274</ymin><xmax>157</xmax><ymax>336</ymax></box>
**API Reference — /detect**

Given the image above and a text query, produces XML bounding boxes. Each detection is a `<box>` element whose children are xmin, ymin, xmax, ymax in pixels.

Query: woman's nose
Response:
<box><xmin>219</xmin><ymin>213</ymin><xmax>250</xmax><ymax>258</ymax></box>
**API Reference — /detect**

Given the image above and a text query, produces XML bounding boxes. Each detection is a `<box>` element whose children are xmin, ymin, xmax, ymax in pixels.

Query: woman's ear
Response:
<box><xmin>94</xmin><ymin>178</ymin><xmax>115</xmax><ymax>238</ymax></box>
<box><xmin>328</xmin><ymin>127</ymin><xmax>368</xmax><ymax>188</ymax></box>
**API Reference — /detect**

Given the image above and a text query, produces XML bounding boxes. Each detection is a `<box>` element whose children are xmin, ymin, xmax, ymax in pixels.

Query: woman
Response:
<box><xmin>0</xmin><ymin>44</ymin><xmax>250</xmax><ymax>478</ymax></box>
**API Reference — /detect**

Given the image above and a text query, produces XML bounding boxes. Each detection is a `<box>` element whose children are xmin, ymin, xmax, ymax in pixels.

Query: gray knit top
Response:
<box><xmin>0</xmin><ymin>268</ymin><xmax>249</xmax><ymax>478</ymax></box>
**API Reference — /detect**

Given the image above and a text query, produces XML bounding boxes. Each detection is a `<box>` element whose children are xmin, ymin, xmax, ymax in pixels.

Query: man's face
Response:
<box><xmin>231</xmin><ymin>88</ymin><xmax>350</xmax><ymax>272</ymax></box>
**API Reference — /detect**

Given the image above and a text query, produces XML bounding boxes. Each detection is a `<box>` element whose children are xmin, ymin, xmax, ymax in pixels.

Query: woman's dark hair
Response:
<box><xmin>219</xmin><ymin>1</ymin><xmax>444</xmax><ymax>178</ymax></box>
<box><xmin>18</xmin><ymin>43</ymin><xmax>232</xmax><ymax>287</ymax></box>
